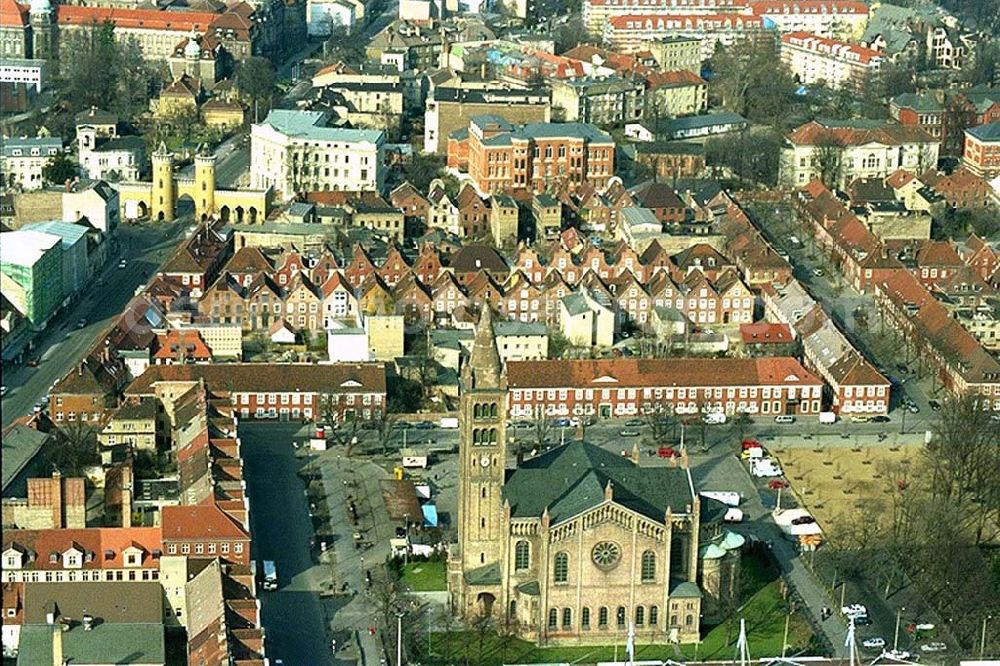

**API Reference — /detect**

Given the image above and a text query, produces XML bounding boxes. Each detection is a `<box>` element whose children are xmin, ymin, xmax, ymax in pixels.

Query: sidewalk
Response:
<box><xmin>765</xmin><ymin>521</ymin><xmax>848</xmax><ymax>658</ymax></box>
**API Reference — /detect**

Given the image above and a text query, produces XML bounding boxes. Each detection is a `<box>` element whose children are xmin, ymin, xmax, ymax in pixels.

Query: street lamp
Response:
<box><xmin>893</xmin><ymin>606</ymin><xmax>906</xmax><ymax>651</ymax></box>
<box><xmin>397</xmin><ymin>611</ymin><xmax>405</xmax><ymax>666</ymax></box>
<box><xmin>982</xmin><ymin>615</ymin><xmax>993</xmax><ymax>659</ymax></box>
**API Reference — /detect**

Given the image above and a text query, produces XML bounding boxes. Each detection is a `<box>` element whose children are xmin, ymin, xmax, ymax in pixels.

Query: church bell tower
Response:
<box><xmin>456</xmin><ymin>307</ymin><xmax>508</xmax><ymax>578</ymax></box>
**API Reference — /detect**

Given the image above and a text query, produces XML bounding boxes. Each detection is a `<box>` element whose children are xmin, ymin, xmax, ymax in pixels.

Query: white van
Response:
<box><xmin>703</xmin><ymin>412</ymin><xmax>727</xmax><ymax>425</ymax></box>
<box><xmin>774</xmin><ymin>415</ymin><xmax>796</xmax><ymax>424</ymax></box>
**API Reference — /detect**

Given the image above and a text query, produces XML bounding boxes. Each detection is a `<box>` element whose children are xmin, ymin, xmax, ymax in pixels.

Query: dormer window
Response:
<box><xmin>3</xmin><ymin>550</ymin><xmax>23</xmax><ymax>570</ymax></box>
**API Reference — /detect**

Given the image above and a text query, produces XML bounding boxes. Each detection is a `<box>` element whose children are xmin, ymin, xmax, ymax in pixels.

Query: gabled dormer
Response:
<box><xmin>62</xmin><ymin>543</ymin><xmax>85</xmax><ymax>569</ymax></box>
<box><xmin>2</xmin><ymin>545</ymin><xmax>25</xmax><ymax>570</ymax></box>
<box><xmin>123</xmin><ymin>543</ymin><xmax>146</xmax><ymax>568</ymax></box>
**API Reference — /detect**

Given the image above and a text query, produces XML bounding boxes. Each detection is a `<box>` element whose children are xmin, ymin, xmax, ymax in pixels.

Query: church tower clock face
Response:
<box><xmin>592</xmin><ymin>541</ymin><xmax>622</xmax><ymax>570</ymax></box>
<box><xmin>480</xmin><ymin>454</ymin><xmax>490</xmax><ymax>467</ymax></box>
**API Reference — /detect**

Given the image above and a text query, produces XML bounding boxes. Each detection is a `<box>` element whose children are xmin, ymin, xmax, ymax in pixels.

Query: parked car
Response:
<box><xmin>854</xmin><ymin>615</ymin><xmax>873</xmax><ymax>626</ymax></box>
<box><xmin>657</xmin><ymin>446</ymin><xmax>678</xmax><ymax>458</ymax></box>
<box><xmin>76</xmin><ymin>318</ymin><xmax>87</xmax><ymax>328</ymax></box>
<box><xmin>415</xmin><ymin>421</ymin><xmax>435</xmax><ymax>430</ymax></box>
<box><xmin>552</xmin><ymin>418</ymin><xmax>571</xmax><ymax>428</ymax></box>
<box><xmin>812</xmin><ymin>268</ymin><xmax>824</xmax><ymax>277</ymax></box>
<box><xmin>26</xmin><ymin>357</ymin><xmax>40</xmax><ymax>367</ymax></box>
<box><xmin>768</xmin><ymin>479</ymin><xmax>790</xmax><ymax>489</ymax></box>
<box><xmin>751</xmin><ymin>459</ymin><xmax>782</xmax><ymax>478</ymax></box>
<box><xmin>118</xmin><ymin>259</ymin><xmax>128</xmax><ymax>269</ymax></box>
<box><xmin>907</xmin><ymin>403</ymin><xmax>920</xmax><ymax>414</ymax></box>
<box><xmin>0</xmin><ymin>386</ymin><xmax>7</xmax><ymax>397</ymax></box>
<box><xmin>774</xmin><ymin>415</ymin><xmax>796</xmax><ymax>424</ymax></box>
<box><xmin>842</xmin><ymin>604</ymin><xmax>868</xmax><ymax>618</ymax></box>
<box><xmin>862</xmin><ymin>638</ymin><xmax>886</xmax><ymax>651</ymax></box>
<box><xmin>791</xmin><ymin>515</ymin><xmax>816</xmax><ymax>525</ymax></box>
<box><xmin>883</xmin><ymin>649</ymin><xmax>911</xmax><ymax>660</ymax></box>
<box><xmin>920</xmin><ymin>643</ymin><xmax>947</xmax><ymax>653</ymax></box>
<box><xmin>871</xmin><ymin>415</ymin><xmax>890</xmax><ymax>423</ymax></box>
<box><xmin>625</xmin><ymin>418</ymin><xmax>644</xmax><ymax>426</ymax></box>
<box><xmin>619</xmin><ymin>429</ymin><xmax>640</xmax><ymax>437</ymax></box>
<box><xmin>928</xmin><ymin>400</ymin><xmax>941</xmax><ymax>411</ymax></box>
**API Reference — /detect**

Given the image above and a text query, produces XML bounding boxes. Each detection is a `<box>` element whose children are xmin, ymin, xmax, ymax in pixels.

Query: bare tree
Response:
<box><xmin>813</xmin><ymin>130</ymin><xmax>846</xmax><ymax>189</ymax></box>
<box><xmin>531</xmin><ymin>406</ymin><xmax>551</xmax><ymax>452</ymax></box>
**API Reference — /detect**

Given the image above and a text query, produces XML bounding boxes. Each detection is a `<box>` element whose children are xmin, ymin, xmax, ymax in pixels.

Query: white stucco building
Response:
<box><xmin>0</xmin><ymin>137</ymin><xmax>62</xmax><ymax>190</ymax></box>
<box><xmin>250</xmin><ymin>109</ymin><xmax>385</xmax><ymax>200</ymax></box>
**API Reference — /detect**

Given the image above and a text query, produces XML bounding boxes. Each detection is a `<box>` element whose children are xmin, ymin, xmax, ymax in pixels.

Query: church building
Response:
<box><xmin>447</xmin><ymin>308</ymin><xmax>742</xmax><ymax>646</ymax></box>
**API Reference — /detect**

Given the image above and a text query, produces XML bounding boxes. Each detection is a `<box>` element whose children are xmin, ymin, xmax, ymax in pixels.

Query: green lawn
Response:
<box><xmin>680</xmin><ymin>580</ymin><xmax>814</xmax><ymax>660</ymax></box>
<box><xmin>400</xmin><ymin>561</ymin><xmax>447</xmax><ymax>591</ymax></box>
<box><xmin>417</xmin><ymin>554</ymin><xmax>814</xmax><ymax>665</ymax></box>
<box><xmin>423</xmin><ymin>631</ymin><xmax>680</xmax><ymax>666</ymax></box>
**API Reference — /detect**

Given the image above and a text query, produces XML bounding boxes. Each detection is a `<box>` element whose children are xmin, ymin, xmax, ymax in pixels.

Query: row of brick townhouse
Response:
<box><xmin>791</xmin><ymin>182</ymin><xmax>1000</xmax><ymax>409</ymax></box>
<box><xmin>506</xmin><ymin>357</ymin><xmax>825</xmax><ymax>419</ymax></box>
<box><xmin>126</xmin><ymin>363</ymin><xmax>387</xmax><ymax>422</ymax></box>
<box><xmin>762</xmin><ymin>280</ymin><xmax>889</xmax><ymax>415</ymax></box>
<box><xmin>603</xmin><ymin>14</ymin><xmax>770</xmax><ymax>57</ymax></box>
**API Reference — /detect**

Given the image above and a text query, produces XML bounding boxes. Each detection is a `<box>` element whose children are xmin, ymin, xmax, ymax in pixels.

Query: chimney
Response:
<box><xmin>51</xmin><ymin>473</ymin><xmax>63</xmax><ymax>529</ymax></box>
<box><xmin>52</xmin><ymin>624</ymin><xmax>64</xmax><ymax>666</ymax></box>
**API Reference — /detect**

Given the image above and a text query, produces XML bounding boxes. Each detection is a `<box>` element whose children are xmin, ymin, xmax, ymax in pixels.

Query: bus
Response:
<box><xmin>262</xmin><ymin>560</ymin><xmax>278</xmax><ymax>591</ymax></box>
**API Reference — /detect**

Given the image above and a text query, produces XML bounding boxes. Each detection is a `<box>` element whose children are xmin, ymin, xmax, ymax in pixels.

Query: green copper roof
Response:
<box><xmin>17</xmin><ymin>623</ymin><xmax>165</xmax><ymax>665</ymax></box>
<box><xmin>465</xmin><ymin>561</ymin><xmax>502</xmax><ymax>586</ymax></box>
<box><xmin>516</xmin><ymin>580</ymin><xmax>541</xmax><ymax>596</ymax></box>
<box><xmin>502</xmin><ymin>440</ymin><xmax>694</xmax><ymax>524</ymax></box>
<box><xmin>670</xmin><ymin>579</ymin><xmax>703</xmax><ymax>598</ymax></box>
<box><xmin>721</xmin><ymin>531</ymin><xmax>745</xmax><ymax>551</ymax></box>
<box><xmin>700</xmin><ymin>543</ymin><xmax>726</xmax><ymax>560</ymax></box>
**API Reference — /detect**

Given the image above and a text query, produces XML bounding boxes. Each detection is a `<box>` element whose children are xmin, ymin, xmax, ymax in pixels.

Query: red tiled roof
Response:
<box><xmin>161</xmin><ymin>504</ymin><xmax>249</xmax><ymax>541</ymax></box>
<box><xmin>750</xmin><ymin>0</ymin><xmax>868</xmax><ymax>15</ymax></box>
<box><xmin>0</xmin><ymin>0</ymin><xmax>26</xmax><ymax>27</ymax></box>
<box><xmin>2</xmin><ymin>527</ymin><xmax>163</xmax><ymax>570</ymax></box>
<box><xmin>786</xmin><ymin>120</ymin><xmax>935</xmax><ymax>146</ymax></box>
<box><xmin>885</xmin><ymin>169</ymin><xmax>917</xmax><ymax>189</ymax></box>
<box><xmin>645</xmin><ymin>69</ymin><xmax>706</xmax><ymax>89</ymax></box>
<box><xmin>55</xmin><ymin>4</ymin><xmax>221</xmax><ymax>31</ymax></box>
<box><xmin>507</xmin><ymin>357</ymin><xmax>822</xmax><ymax>389</ymax></box>
<box><xmin>781</xmin><ymin>31</ymin><xmax>883</xmax><ymax>64</ymax></box>
<box><xmin>608</xmin><ymin>13</ymin><xmax>766</xmax><ymax>30</ymax></box>
<box><xmin>739</xmin><ymin>322</ymin><xmax>793</xmax><ymax>344</ymax></box>
<box><xmin>152</xmin><ymin>329</ymin><xmax>213</xmax><ymax>360</ymax></box>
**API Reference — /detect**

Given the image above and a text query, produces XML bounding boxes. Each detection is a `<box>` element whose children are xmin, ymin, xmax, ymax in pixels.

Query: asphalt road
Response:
<box><xmin>1</xmin><ymin>219</ymin><xmax>188</xmax><ymax>428</ymax></box>
<box><xmin>241</xmin><ymin>423</ymin><xmax>336</xmax><ymax>666</ymax></box>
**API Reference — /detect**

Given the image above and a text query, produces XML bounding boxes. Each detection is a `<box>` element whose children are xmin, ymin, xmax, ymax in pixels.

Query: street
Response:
<box><xmin>1</xmin><ymin>219</ymin><xmax>188</xmax><ymax>428</ymax></box>
<box><xmin>242</xmin><ymin>423</ymin><xmax>401</xmax><ymax>666</ymax></box>
<box><xmin>241</xmin><ymin>423</ymin><xmax>337</xmax><ymax>666</ymax></box>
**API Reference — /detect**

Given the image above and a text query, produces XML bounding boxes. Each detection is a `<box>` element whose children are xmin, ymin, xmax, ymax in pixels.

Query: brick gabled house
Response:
<box><xmin>390</xmin><ymin>181</ymin><xmax>431</xmax><ymax>223</ymax></box>
<box><xmin>457</xmin><ymin>185</ymin><xmax>491</xmax><ymax>239</ymax></box>
<box><xmin>500</xmin><ymin>271</ymin><xmax>544</xmax><ymax>323</ymax></box>
<box><xmin>245</xmin><ymin>273</ymin><xmax>283</xmax><ymax>330</ymax></box>
<box><xmin>393</xmin><ymin>273</ymin><xmax>433</xmax><ymax>324</ymax></box>
<box><xmin>199</xmin><ymin>273</ymin><xmax>248</xmax><ymax>328</ymax></box>
<box><xmin>546</xmin><ymin>244</ymin><xmax>580</xmax><ymax>284</ymax></box>
<box><xmin>430</xmin><ymin>272</ymin><xmax>469</xmax><ymax>320</ymax></box>
<box><xmin>464</xmin><ymin>271</ymin><xmax>505</xmax><ymax>312</ymax></box>
<box><xmin>222</xmin><ymin>246</ymin><xmax>274</xmax><ymax>288</ymax></box>
<box><xmin>412</xmin><ymin>244</ymin><xmax>443</xmax><ymax>284</ymax></box>
<box><xmin>344</xmin><ymin>244</ymin><xmax>379</xmax><ymax>288</ymax></box>
<box><xmin>539</xmin><ymin>271</ymin><xmax>573</xmax><ymax>326</ymax></box>
<box><xmin>512</xmin><ymin>245</ymin><xmax>546</xmax><ymax>283</ymax></box>
<box><xmin>377</xmin><ymin>244</ymin><xmax>412</xmax><ymax>287</ymax></box>
<box><xmin>310</xmin><ymin>250</ymin><xmax>341</xmax><ymax>285</ymax></box>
